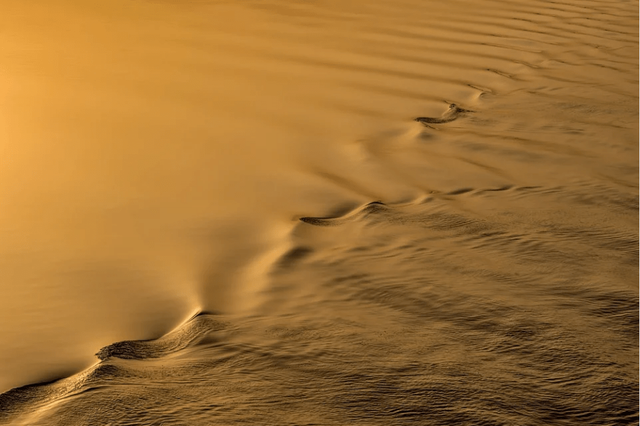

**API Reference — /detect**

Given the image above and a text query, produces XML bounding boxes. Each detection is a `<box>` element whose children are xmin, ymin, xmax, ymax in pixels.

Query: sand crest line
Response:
<box><xmin>96</xmin><ymin>311</ymin><xmax>226</xmax><ymax>361</ymax></box>
<box><xmin>414</xmin><ymin>103</ymin><xmax>474</xmax><ymax>129</ymax></box>
<box><xmin>297</xmin><ymin>184</ymin><xmax>551</xmax><ymax>227</ymax></box>
<box><xmin>0</xmin><ymin>309</ymin><xmax>228</xmax><ymax>424</ymax></box>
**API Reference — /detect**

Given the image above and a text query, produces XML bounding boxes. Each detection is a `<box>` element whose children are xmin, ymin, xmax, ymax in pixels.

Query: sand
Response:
<box><xmin>0</xmin><ymin>0</ymin><xmax>637</xmax><ymax>424</ymax></box>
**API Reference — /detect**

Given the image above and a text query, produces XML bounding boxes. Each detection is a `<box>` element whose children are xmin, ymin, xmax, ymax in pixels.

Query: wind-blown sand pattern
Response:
<box><xmin>0</xmin><ymin>0</ymin><xmax>638</xmax><ymax>424</ymax></box>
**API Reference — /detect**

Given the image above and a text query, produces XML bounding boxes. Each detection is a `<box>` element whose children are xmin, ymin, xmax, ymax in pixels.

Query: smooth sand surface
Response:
<box><xmin>0</xmin><ymin>0</ymin><xmax>637</xmax><ymax>424</ymax></box>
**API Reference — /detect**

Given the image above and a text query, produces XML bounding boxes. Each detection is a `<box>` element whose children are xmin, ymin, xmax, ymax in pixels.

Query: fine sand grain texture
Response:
<box><xmin>0</xmin><ymin>0</ymin><xmax>638</xmax><ymax>424</ymax></box>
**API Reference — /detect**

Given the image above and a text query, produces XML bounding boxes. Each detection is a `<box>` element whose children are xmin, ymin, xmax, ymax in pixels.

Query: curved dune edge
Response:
<box><xmin>414</xmin><ymin>103</ymin><xmax>474</xmax><ymax>128</ymax></box>
<box><xmin>297</xmin><ymin>183</ymin><xmax>609</xmax><ymax>228</ymax></box>
<box><xmin>0</xmin><ymin>311</ymin><xmax>225</xmax><ymax>424</ymax></box>
<box><xmin>95</xmin><ymin>311</ymin><xmax>226</xmax><ymax>361</ymax></box>
<box><xmin>0</xmin><ymin>0</ymin><xmax>637</xmax><ymax>423</ymax></box>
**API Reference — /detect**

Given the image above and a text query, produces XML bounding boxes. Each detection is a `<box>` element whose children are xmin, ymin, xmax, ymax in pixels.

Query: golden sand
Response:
<box><xmin>0</xmin><ymin>0</ymin><xmax>637</xmax><ymax>424</ymax></box>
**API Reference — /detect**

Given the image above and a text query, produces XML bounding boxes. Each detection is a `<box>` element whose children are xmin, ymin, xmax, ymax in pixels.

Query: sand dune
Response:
<box><xmin>0</xmin><ymin>0</ymin><xmax>637</xmax><ymax>424</ymax></box>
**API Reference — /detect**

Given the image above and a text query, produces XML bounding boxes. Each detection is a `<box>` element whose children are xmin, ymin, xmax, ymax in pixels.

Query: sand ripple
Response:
<box><xmin>0</xmin><ymin>0</ymin><xmax>637</xmax><ymax>424</ymax></box>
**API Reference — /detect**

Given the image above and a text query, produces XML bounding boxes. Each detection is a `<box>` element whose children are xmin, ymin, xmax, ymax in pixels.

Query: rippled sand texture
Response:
<box><xmin>0</xmin><ymin>0</ymin><xmax>638</xmax><ymax>424</ymax></box>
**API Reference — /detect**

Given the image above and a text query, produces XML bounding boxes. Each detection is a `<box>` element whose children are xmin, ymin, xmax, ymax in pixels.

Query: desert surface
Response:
<box><xmin>0</xmin><ymin>0</ymin><xmax>638</xmax><ymax>424</ymax></box>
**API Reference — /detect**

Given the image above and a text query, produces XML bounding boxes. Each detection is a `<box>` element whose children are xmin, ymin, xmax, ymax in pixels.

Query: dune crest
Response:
<box><xmin>0</xmin><ymin>0</ymin><xmax>637</xmax><ymax>424</ymax></box>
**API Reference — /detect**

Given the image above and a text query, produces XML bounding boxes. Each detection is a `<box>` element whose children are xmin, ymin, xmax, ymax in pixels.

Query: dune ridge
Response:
<box><xmin>0</xmin><ymin>0</ymin><xmax>637</xmax><ymax>424</ymax></box>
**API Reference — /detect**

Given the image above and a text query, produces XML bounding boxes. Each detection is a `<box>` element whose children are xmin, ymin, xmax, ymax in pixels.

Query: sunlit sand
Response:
<box><xmin>0</xmin><ymin>0</ymin><xmax>637</xmax><ymax>424</ymax></box>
